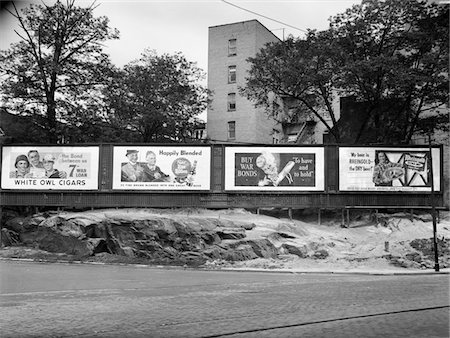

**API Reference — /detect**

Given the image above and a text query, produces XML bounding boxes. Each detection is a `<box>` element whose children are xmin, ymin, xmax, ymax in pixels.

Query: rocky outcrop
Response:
<box><xmin>1</xmin><ymin>211</ymin><xmax>277</xmax><ymax>265</ymax></box>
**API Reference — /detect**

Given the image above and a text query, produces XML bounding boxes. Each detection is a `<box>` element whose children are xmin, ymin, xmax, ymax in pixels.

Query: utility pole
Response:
<box><xmin>428</xmin><ymin>132</ymin><xmax>439</xmax><ymax>272</ymax></box>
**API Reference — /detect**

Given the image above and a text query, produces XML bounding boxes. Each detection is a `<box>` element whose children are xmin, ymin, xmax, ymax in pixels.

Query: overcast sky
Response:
<box><xmin>1</xmin><ymin>0</ymin><xmax>361</xmax><ymax>72</ymax></box>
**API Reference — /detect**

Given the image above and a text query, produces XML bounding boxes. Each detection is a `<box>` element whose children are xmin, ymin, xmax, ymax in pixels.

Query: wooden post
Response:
<box><xmin>346</xmin><ymin>208</ymin><xmax>350</xmax><ymax>228</ymax></box>
<box><xmin>288</xmin><ymin>208</ymin><xmax>293</xmax><ymax>220</ymax></box>
<box><xmin>318</xmin><ymin>208</ymin><xmax>321</xmax><ymax>226</ymax></box>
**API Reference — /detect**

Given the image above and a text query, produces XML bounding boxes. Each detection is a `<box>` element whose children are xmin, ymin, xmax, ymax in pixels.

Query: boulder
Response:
<box><xmin>217</xmin><ymin>228</ymin><xmax>246</xmax><ymax>240</ymax></box>
<box><xmin>5</xmin><ymin>216</ymin><xmax>27</xmax><ymax>233</ymax></box>
<box><xmin>1</xmin><ymin>229</ymin><xmax>20</xmax><ymax>247</ymax></box>
<box><xmin>281</xmin><ymin>243</ymin><xmax>308</xmax><ymax>258</ymax></box>
<box><xmin>225</xmin><ymin>239</ymin><xmax>278</xmax><ymax>259</ymax></box>
<box><xmin>20</xmin><ymin>227</ymin><xmax>92</xmax><ymax>257</ymax></box>
<box><xmin>313</xmin><ymin>249</ymin><xmax>329</xmax><ymax>259</ymax></box>
<box><xmin>224</xmin><ymin>244</ymin><xmax>259</xmax><ymax>261</ymax></box>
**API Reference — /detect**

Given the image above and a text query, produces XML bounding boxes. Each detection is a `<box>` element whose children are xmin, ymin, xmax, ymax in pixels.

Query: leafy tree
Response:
<box><xmin>0</xmin><ymin>0</ymin><xmax>119</xmax><ymax>143</ymax></box>
<box><xmin>242</xmin><ymin>0</ymin><xmax>448</xmax><ymax>144</ymax></box>
<box><xmin>242</xmin><ymin>31</ymin><xmax>342</xmax><ymax>142</ymax></box>
<box><xmin>104</xmin><ymin>49</ymin><xmax>208</xmax><ymax>143</ymax></box>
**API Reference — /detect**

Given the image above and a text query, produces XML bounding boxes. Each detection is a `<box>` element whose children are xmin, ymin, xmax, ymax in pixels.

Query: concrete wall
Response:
<box><xmin>207</xmin><ymin>20</ymin><xmax>281</xmax><ymax>144</ymax></box>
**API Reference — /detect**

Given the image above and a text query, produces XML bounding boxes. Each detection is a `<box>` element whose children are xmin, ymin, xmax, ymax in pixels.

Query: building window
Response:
<box><xmin>228</xmin><ymin>121</ymin><xmax>236</xmax><ymax>139</ymax></box>
<box><xmin>272</xmin><ymin>129</ymin><xmax>280</xmax><ymax>144</ymax></box>
<box><xmin>228</xmin><ymin>39</ymin><xmax>237</xmax><ymax>56</ymax></box>
<box><xmin>227</xmin><ymin>93</ymin><xmax>236</xmax><ymax>111</ymax></box>
<box><xmin>228</xmin><ymin>65</ymin><xmax>236</xmax><ymax>83</ymax></box>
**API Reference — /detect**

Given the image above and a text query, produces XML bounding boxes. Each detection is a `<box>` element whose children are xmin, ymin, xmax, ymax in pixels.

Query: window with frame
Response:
<box><xmin>227</xmin><ymin>93</ymin><xmax>236</xmax><ymax>111</ymax></box>
<box><xmin>228</xmin><ymin>121</ymin><xmax>236</xmax><ymax>139</ymax></box>
<box><xmin>228</xmin><ymin>39</ymin><xmax>237</xmax><ymax>56</ymax></box>
<box><xmin>228</xmin><ymin>65</ymin><xmax>236</xmax><ymax>83</ymax></box>
<box><xmin>272</xmin><ymin>129</ymin><xmax>280</xmax><ymax>144</ymax></box>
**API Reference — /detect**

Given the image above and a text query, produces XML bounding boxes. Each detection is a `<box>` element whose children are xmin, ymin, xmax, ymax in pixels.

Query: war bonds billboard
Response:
<box><xmin>339</xmin><ymin>147</ymin><xmax>441</xmax><ymax>192</ymax></box>
<box><xmin>224</xmin><ymin>146</ymin><xmax>325</xmax><ymax>191</ymax></box>
<box><xmin>112</xmin><ymin>146</ymin><xmax>211</xmax><ymax>190</ymax></box>
<box><xmin>1</xmin><ymin>146</ymin><xmax>99</xmax><ymax>190</ymax></box>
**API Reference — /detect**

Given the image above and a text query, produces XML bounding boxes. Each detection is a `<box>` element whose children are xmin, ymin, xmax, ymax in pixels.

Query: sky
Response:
<box><xmin>0</xmin><ymin>0</ymin><xmax>361</xmax><ymax>121</ymax></box>
<box><xmin>0</xmin><ymin>0</ymin><xmax>361</xmax><ymax>73</ymax></box>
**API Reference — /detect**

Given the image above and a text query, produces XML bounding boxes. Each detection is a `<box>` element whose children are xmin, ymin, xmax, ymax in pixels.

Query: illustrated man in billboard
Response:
<box><xmin>28</xmin><ymin>151</ymin><xmax>66</xmax><ymax>178</ymax></box>
<box><xmin>43</xmin><ymin>154</ymin><xmax>65</xmax><ymax>178</ymax></box>
<box><xmin>255</xmin><ymin>151</ymin><xmax>294</xmax><ymax>187</ymax></box>
<box><xmin>372</xmin><ymin>151</ymin><xmax>405</xmax><ymax>186</ymax></box>
<box><xmin>141</xmin><ymin>151</ymin><xmax>170</xmax><ymax>182</ymax></box>
<box><xmin>9</xmin><ymin>154</ymin><xmax>30</xmax><ymax>178</ymax></box>
<box><xmin>27</xmin><ymin>150</ymin><xmax>45</xmax><ymax>178</ymax></box>
<box><xmin>121</xmin><ymin>149</ymin><xmax>144</xmax><ymax>182</ymax></box>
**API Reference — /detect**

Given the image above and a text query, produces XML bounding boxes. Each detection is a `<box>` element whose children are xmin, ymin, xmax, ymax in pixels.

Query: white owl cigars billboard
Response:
<box><xmin>1</xmin><ymin>146</ymin><xmax>99</xmax><ymax>190</ymax></box>
<box><xmin>224</xmin><ymin>147</ymin><xmax>325</xmax><ymax>191</ymax></box>
<box><xmin>112</xmin><ymin>146</ymin><xmax>210</xmax><ymax>190</ymax></box>
<box><xmin>339</xmin><ymin>147</ymin><xmax>441</xmax><ymax>192</ymax></box>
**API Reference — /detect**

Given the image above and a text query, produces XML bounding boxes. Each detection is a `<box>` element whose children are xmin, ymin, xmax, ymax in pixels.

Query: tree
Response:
<box><xmin>242</xmin><ymin>0</ymin><xmax>448</xmax><ymax>144</ymax></box>
<box><xmin>242</xmin><ymin>31</ymin><xmax>343</xmax><ymax>142</ymax></box>
<box><xmin>0</xmin><ymin>0</ymin><xmax>119</xmax><ymax>143</ymax></box>
<box><xmin>104</xmin><ymin>49</ymin><xmax>208</xmax><ymax>143</ymax></box>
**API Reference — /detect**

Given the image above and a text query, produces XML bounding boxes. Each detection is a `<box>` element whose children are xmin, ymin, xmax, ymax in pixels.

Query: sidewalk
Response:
<box><xmin>2</xmin><ymin>256</ymin><xmax>449</xmax><ymax>276</ymax></box>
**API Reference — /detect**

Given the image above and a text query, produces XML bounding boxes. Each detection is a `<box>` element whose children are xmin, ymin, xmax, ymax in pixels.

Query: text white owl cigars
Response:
<box><xmin>1</xmin><ymin>146</ymin><xmax>99</xmax><ymax>190</ymax></box>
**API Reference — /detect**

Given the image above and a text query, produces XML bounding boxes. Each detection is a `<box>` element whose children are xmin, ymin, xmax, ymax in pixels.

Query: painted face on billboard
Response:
<box><xmin>146</xmin><ymin>152</ymin><xmax>157</xmax><ymax>166</ymax></box>
<box><xmin>28</xmin><ymin>151</ymin><xmax>40</xmax><ymax>166</ymax></box>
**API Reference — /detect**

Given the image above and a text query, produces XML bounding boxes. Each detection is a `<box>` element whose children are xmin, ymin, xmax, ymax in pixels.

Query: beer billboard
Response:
<box><xmin>339</xmin><ymin>147</ymin><xmax>441</xmax><ymax>192</ymax></box>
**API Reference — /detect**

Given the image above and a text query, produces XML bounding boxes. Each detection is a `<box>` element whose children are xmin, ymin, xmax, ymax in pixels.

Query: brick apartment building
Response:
<box><xmin>207</xmin><ymin>20</ymin><xmax>282</xmax><ymax>144</ymax></box>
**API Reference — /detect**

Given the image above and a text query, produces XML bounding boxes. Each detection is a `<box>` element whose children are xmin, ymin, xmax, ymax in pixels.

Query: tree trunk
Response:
<box><xmin>46</xmin><ymin>100</ymin><xmax>58</xmax><ymax>144</ymax></box>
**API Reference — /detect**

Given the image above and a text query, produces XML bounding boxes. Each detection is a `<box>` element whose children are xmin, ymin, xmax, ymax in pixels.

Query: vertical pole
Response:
<box><xmin>0</xmin><ymin>206</ymin><xmax>3</xmax><ymax>248</ymax></box>
<box><xmin>318</xmin><ymin>208</ymin><xmax>321</xmax><ymax>226</ymax></box>
<box><xmin>288</xmin><ymin>208</ymin><xmax>292</xmax><ymax>220</ymax></box>
<box><xmin>428</xmin><ymin>133</ymin><xmax>439</xmax><ymax>272</ymax></box>
<box><xmin>346</xmin><ymin>208</ymin><xmax>350</xmax><ymax>228</ymax></box>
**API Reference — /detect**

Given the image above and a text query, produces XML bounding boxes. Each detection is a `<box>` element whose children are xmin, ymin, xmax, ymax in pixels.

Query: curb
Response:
<box><xmin>1</xmin><ymin>257</ymin><xmax>449</xmax><ymax>276</ymax></box>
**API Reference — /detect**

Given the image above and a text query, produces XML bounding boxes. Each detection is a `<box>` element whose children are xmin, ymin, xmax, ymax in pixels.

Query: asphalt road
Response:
<box><xmin>0</xmin><ymin>260</ymin><xmax>449</xmax><ymax>338</ymax></box>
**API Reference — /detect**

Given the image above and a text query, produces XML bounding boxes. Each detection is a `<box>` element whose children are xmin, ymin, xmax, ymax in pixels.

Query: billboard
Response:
<box><xmin>112</xmin><ymin>146</ymin><xmax>211</xmax><ymax>190</ymax></box>
<box><xmin>224</xmin><ymin>147</ymin><xmax>325</xmax><ymax>191</ymax></box>
<box><xmin>339</xmin><ymin>147</ymin><xmax>441</xmax><ymax>192</ymax></box>
<box><xmin>1</xmin><ymin>146</ymin><xmax>99</xmax><ymax>190</ymax></box>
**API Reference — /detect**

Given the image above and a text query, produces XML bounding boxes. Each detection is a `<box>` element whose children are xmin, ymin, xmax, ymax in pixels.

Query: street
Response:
<box><xmin>0</xmin><ymin>260</ymin><xmax>449</xmax><ymax>338</ymax></box>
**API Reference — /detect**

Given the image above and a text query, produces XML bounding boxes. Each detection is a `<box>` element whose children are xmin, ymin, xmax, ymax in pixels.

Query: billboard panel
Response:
<box><xmin>339</xmin><ymin>147</ymin><xmax>441</xmax><ymax>192</ymax></box>
<box><xmin>1</xmin><ymin>146</ymin><xmax>99</xmax><ymax>190</ymax></box>
<box><xmin>224</xmin><ymin>147</ymin><xmax>325</xmax><ymax>191</ymax></box>
<box><xmin>112</xmin><ymin>146</ymin><xmax>211</xmax><ymax>190</ymax></box>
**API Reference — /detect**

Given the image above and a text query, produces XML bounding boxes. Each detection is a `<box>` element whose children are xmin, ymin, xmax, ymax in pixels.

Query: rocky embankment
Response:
<box><xmin>1</xmin><ymin>209</ymin><xmax>281</xmax><ymax>266</ymax></box>
<box><xmin>1</xmin><ymin>208</ymin><xmax>449</xmax><ymax>270</ymax></box>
